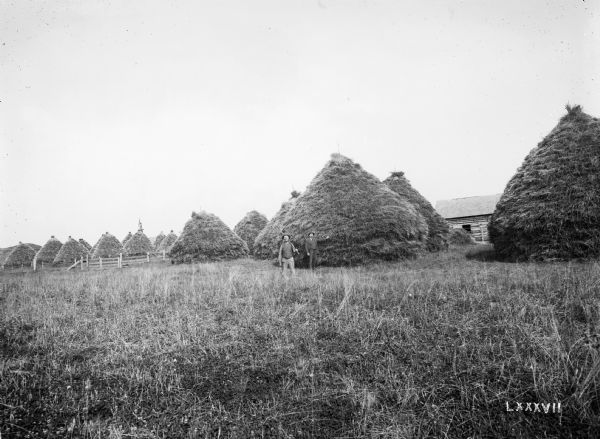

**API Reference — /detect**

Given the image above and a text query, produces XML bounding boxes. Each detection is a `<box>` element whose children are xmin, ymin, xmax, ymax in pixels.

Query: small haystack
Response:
<box><xmin>78</xmin><ymin>238</ymin><xmax>92</xmax><ymax>252</ymax></box>
<box><xmin>157</xmin><ymin>230</ymin><xmax>178</xmax><ymax>254</ymax></box>
<box><xmin>123</xmin><ymin>230</ymin><xmax>153</xmax><ymax>256</ymax></box>
<box><xmin>154</xmin><ymin>231</ymin><xmax>166</xmax><ymax>249</ymax></box>
<box><xmin>170</xmin><ymin>211</ymin><xmax>249</xmax><ymax>263</ymax></box>
<box><xmin>91</xmin><ymin>232</ymin><xmax>123</xmax><ymax>258</ymax></box>
<box><xmin>384</xmin><ymin>172</ymin><xmax>450</xmax><ymax>251</ymax></box>
<box><xmin>489</xmin><ymin>105</ymin><xmax>600</xmax><ymax>261</ymax></box>
<box><xmin>3</xmin><ymin>242</ymin><xmax>37</xmax><ymax>268</ymax></box>
<box><xmin>234</xmin><ymin>211</ymin><xmax>268</xmax><ymax>255</ymax></box>
<box><xmin>253</xmin><ymin>193</ymin><xmax>299</xmax><ymax>259</ymax></box>
<box><xmin>122</xmin><ymin>232</ymin><xmax>132</xmax><ymax>246</ymax></box>
<box><xmin>448</xmin><ymin>228</ymin><xmax>475</xmax><ymax>246</ymax></box>
<box><xmin>53</xmin><ymin>237</ymin><xmax>88</xmax><ymax>265</ymax></box>
<box><xmin>35</xmin><ymin>236</ymin><xmax>63</xmax><ymax>264</ymax></box>
<box><xmin>256</xmin><ymin>154</ymin><xmax>428</xmax><ymax>265</ymax></box>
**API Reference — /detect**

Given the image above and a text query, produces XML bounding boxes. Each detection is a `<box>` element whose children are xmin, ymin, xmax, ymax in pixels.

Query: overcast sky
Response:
<box><xmin>1</xmin><ymin>0</ymin><xmax>598</xmax><ymax>247</ymax></box>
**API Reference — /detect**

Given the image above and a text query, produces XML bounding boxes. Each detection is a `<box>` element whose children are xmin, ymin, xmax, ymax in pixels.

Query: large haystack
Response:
<box><xmin>153</xmin><ymin>231</ymin><xmax>166</xmax><ymax>249</ymax></box>
<box><xmin>157</xmin><ymin>230</ymin><xmax>178</xmax><ymax>254</ymax></box>
<box><xmin>122</xmin><ymin>232</ymin><xmax>133</xmax><ymax>246</ymax></box>
<box><xmin>91</xmin><ymin>232</ymin><xmax>123</xmax><ymax>258</ymax></box>
<box><xmin>253</xmin><ymin>193</ymin><xmax>299</xmax><ymax>259</ymax></box>
<box><xmin>489</xmin><ymin>105</ymin><xmax>600</xmax><ymax>261</ymax></box>
<box><xmin>53</xmin><ymin>237</ymin><xmax>88</xmax><ymax>265</ymax></box>
<box><xmin>123</xmin><ymin>230</ymin><xmax>153</xmax><ymax>256</ymax></box>
<box><xmin>3</xmin><ymin>243</ymin><xmax>37</xmax><ymax>268</ymax></box>
<box><xmin>234</xmin><ymin>211</ymin><xmax>268</xmax><ymax>255</ymax></box>
<box><xmin>170</xmin><ymin>211</ymin><xmax>249</xmax><ymax>263</ymax></box>
<box><xmin>35</xmin><ymin>236</ymin><xmax>63</xmax><ymax>264</ymax></box>
<box><xmin>78</xmin><ymin>238</ymin><xmax>92</xmax><ymax>252</ymax></box>
<box><xmin>257</xmin><ymin>154</ymin><xmax>428</xmax><ymax>265</ymax></box>
<box><xmin>384</xmin><ymin>172</ymin><xmax>449</xmax><ymax>251</ymax></box>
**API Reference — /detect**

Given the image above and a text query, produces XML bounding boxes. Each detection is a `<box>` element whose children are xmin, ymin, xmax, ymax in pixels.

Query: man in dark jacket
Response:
<box><xmin>305</xmin><ymin>232</ymin><xmax>329</xmax><ymax>270</ymax></box>
<box><xmin>278</xmin><ymin>235</ymin><xmax>298</xmax><ymax>277</ymax></box>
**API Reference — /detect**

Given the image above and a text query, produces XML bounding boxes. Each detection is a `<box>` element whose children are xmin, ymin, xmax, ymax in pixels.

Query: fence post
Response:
<box><xmin>33</xmin><ymin>257</ymin><xmax>37</xmax><ymax>271</ymax></box>
<box><xmin>147</xmin><ymin>252</ymin><xmax>150</xmax><ymax>263</ymax></box>
<box><xmin>119</xmin><ymin>253</ymin><xmax>122</xmax><ymax>269</ymax></box>
<box><xmin>86</xmin><ymin>255</ymin><xmax>89</xmax><ymax>268</ymax></box>
<box><xmin>100</xmin><ymin>258</ymin><xmax>102</xmax><ymax>269</ymax></box>
<box><xmin>162</xmin><ymin>250</ymin><xmax>165</xmax><ymax>260</ymax></box>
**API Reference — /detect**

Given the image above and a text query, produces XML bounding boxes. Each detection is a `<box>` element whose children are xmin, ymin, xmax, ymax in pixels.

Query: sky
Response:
<box><xmin>1</xmin><ymin>0</ymin><xmax>599</xmax><ymax>248</ymax></box>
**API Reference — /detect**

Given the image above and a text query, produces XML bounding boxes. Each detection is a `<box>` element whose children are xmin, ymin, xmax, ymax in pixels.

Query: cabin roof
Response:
<box><xmin>435</xmin><ymin>194</ymin><xmax>502</xmax><ymax>219</ymax></box>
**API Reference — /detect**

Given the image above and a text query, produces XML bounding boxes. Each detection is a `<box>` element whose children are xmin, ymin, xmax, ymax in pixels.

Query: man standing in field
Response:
<box><xmin>278</xmin><ymin>234</ymin><xmax>298</xmax><ymax>277</ymax></box>
<box><xmin>305</xmin><ymin>232</ymin><xmax>329</xmax><ymax>271</ymax></box>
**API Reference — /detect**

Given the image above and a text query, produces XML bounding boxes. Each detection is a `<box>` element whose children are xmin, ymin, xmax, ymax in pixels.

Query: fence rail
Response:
<box><xmin>62</xmin><ymin>251</ymin><xmax>167</xmax><ymax>271</ymax></box>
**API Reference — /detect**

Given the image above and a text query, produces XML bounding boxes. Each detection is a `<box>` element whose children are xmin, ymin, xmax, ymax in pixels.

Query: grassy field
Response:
<box><xmin>1</xmin><ymin>247</ymin><xmax>599</xmax><ymax>438</ymax></box>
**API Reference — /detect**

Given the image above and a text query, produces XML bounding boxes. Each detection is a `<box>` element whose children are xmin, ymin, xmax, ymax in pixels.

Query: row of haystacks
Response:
<box><xmin>234</xmin><ymin>210</ymin><xmax>269</xmax><ymax>256</ymax></box>
<box><xmin>170</xmin><ymin>211</ymin><xmax>248</xmax><ymax>263</ymax></box>
<box><xmin>490</xmin><ymin>105</ymin><xmax>600</xmax><ymax>261</ymax></box>
<box><xmin>254</xmin><ymin>154</ymin><xmax>429</xmax><ymax>266</ymax></box>
<box><xmin>383</xmin><ymin>172</ymin><xmax>450</xmax><ymax>251</ymax></box>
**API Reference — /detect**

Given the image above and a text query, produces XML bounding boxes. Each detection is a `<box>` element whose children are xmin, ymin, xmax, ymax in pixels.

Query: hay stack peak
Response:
<box><xmin>91</xmin><ymin>232</ymin><xmax>123</xmax><ymax>258</ymax></box>
<box><xmin>122</xmin><ymin>232</ymin><xmax>133</xmax><ymax>246</ymax></box>
<box><xmin>54</xmin><ymin>236</ymin><xmax>87</xmax><ymax>265</ymax></box>
<box><xmin>234</xmin><ymin>211</ymin><xmax>268</xmax><ymax>255</ymax></box>
<box><xmin>123</xmin><ymin>230</ymin><xmax>153</xmax><ymax>256</ymax></box>
<box><xmin>170</xmin><ymin>211</ymin><xmax>249</xmax><ymax>263</ymax></box>
<box><xmin>256</xmin><ymin>154</ymin><xmax>428</xmax><ymax>265</ymax></box>
<box><xmin>35</xmin><ymin>236</ymin><xmax>63</xmax><ymax>264</ymax></box>
<box><xmin>490</xmin><ymin>105</ymin><xmax>600</xmax><ymax>260</ymax></box>
<box><xmin>384</xmin><ymin>172</ymin><xmax>449</xmax><ymax>251</ymax></box>
<box><xmin>3</xmin><ymin>243</ymin><xmax>37</xmax><ymax>268</ymax></box>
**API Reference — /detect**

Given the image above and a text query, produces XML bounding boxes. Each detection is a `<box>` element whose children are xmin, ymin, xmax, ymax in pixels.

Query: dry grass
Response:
<box><xmin>1</xmin><ymin>249</ymin><xmax>599</xmax><ymax>438</ymax></box>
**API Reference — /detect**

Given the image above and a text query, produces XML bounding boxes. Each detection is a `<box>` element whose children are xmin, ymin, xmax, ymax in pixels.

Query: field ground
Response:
<box><xmin>1</xmin><ymin>247</ymin><xmax>599</xmax><ymax>438</ymax></box>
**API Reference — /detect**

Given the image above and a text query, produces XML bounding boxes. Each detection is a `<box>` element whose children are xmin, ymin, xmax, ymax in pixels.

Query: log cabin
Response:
<box><xmin>435</xmin><ymin>194</ymin><xmax>502</xmax><ymax>243</ymax></box>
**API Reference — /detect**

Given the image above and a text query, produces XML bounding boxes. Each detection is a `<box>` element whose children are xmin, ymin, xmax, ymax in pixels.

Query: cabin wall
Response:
<box><xmin>446</xmin><ymin>215</ymin><xmax>492</xmax><ymax>242</ymax></box>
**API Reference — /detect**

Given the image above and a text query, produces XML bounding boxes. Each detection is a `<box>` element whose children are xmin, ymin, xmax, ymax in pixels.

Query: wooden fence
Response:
<box><xmin>66</xmin><ymin>251</ymin><xmax>167</xmax><ymax>271</ymax></box>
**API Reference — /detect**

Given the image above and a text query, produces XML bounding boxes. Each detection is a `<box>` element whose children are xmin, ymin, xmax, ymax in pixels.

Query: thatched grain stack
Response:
<box><xmin>253</xmin><ymin>194</ymin><xmax>299</xmax><ymax>259</ymax></box>
<box><xmin>123</xmin><ymin>230</ymin><xmax>153</xmax><ymax>256</ymax></box>
<box><xmin>448</xmin><ymin>228</ymin><xmax>475</xmax><ymax>246</ymax></box>
<box><xmin>122</xmin><ymin>232</ymin><xmax>132</xmax><ymax>246</ymax></box>
<box><xmin>153</xmin><ymin>232</ymin><xmax>166</xmax><ymax>249</ymax></box>
<box><xmin>234</xmin><ymin>211</ymin><xmax>268</xmax><ymax>255</ymax></box>
<box><xmin>35</xmin><ymin>236</ymin><xmax>63</xmax><ymax>264</ymax></box>
<box><xmin>53</xmin><ymin>237</ymin><xmax>88</xmax><ymax>265</ymax></box>
<box><xmin>170</xmin><ymin>211</ymin><xmax>249</xmax><ymax>263</ymax></box>
<box><xmin>256</xmin><ymin>154</ymin><xmax>428</xmax><ymax>265</ymax></box>
<box><xmin>78</xmin><ymin>239</ymin><xmax>92</xmax><ymax>252</ymax></box>
<box><xmin>3</xmin><ymin>243</ymin><xmax>37</xmax><ymax>268</ymax></box>
<box><xmin>157</xmin><ymin>230</ymin><xmax>178</xmax><ymax>253</ymax></box>
<box><xmin>384</xmin><ymin>172</ymin><xmax>449</xmax><ymax>251</ymax></box>
<box><xmin>489</xmin><ymin>105</ymin><xmax>600</xmax><ymax>261</ymax></box>
<box><xmin>91</xmin><ymin>232</ymin><xmax>123</xmax><ymax>258</ymax></box>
